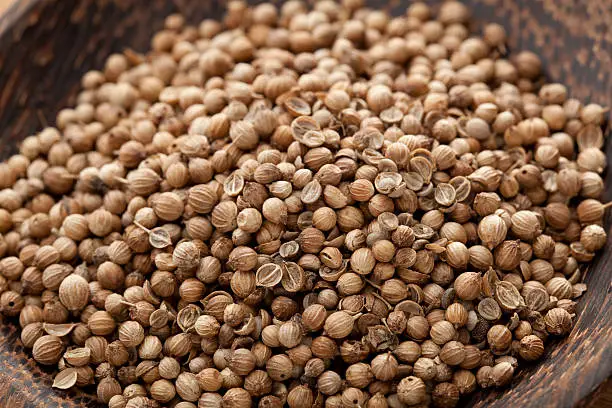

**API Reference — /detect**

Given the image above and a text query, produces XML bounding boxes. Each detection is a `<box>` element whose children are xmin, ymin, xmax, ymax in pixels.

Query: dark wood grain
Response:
<box><xmin>0</xmin><ymin>1</ymin><xmax>610</xmax><ymax>407</ymax></box>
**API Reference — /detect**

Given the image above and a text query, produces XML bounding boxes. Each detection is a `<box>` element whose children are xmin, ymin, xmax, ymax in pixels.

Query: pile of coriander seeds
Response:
<box><xmin>0</xmin><ymin>0</ymin><xmax>609</xmax><ymax>407</ymax></box>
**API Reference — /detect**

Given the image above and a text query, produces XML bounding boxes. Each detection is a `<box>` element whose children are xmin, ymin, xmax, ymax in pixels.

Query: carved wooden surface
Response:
<box><xmin>0</xmin><ymin>1</ymin><xmax>609</xmax><ymax>407</ymax></box>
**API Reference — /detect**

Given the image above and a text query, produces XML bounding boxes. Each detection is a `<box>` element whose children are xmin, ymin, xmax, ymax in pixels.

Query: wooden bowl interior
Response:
<box><xmin>0</xmin><ymin>1</ymin><xmax>609</xmax><ymax>407</ymax></box>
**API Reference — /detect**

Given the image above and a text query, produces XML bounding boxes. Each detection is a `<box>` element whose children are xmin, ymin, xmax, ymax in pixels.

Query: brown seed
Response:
<box><xmin>227</xmin><ymin>246</ymin><xmax>257</xmax><ymax>271</ymax></box>
<box><xmin>350</xmin><ymin>179</ymin><xmax>375</xmax><ymax>202</ymax></box>
<box><xmin>518</xmin><ymin>334</ymin><xmax>545</xmax><ymax>361</ymax></box>
<box><xmin>228</xmin><ymin>348</ymin><xmax>256</xmax><ymax>376</ymax></box>
<box><xmin>237</xmin><ymin>208</ymin><xmax>262</xmax><ymax>233</ymax></box>
<box><xmin>62</xmin><ymin>214</ymin><xmax>90</xmax><ymax>241</ymax></box>
<box><xmin>97</xmin><ymin>377</ymin><xmax>122</xmax><ymax>404</ymax></box>
<box><xmin>312</xmin><ymin>207</ymin><xmax>337</xmax><ymax>231</ymax></box>
<box><xmin>491</xmin><ymin>361</ymin><xmax>514</xmax><ymax>387</ymax></box>
<box><xmin>413</xmin><ymin>356</ymin><xmax>437</xmax><ymax>380</ymax></box>
<box><xmin>432</xmin><ymin>145</ymin><xmax>457</xmax><ymax>171</ymax></box>
<box><xmin>530</xmin><ymin>259</ymin><xmax>554</xmax><ymax>283</ymax></box>
<box><xmin>118</xmin><ymin>321</ymin><xmax>145</xmax><ymax>347</ymax></box>
<box><xmin>511</xmin><ymin>211</ymin><xmax>541</xmax><ymax>240</ymax></box>
<box><xmin>188</xmin><ymin>184</ymin><xmax>218</xmax><ymax>214</ymax></box>
<box><xmin>266</xmin><ymin>354</ymin><xmax>293</xmax><ymax>381</ymax></box>
<box><xmin>444</xmin><ymin>242</ymin><xmax>469</xmax><ymax>269</ymax></box>
<box><xmin>87</xmin><ymin>209</ymin><xmax>115</xmax><ymax>237</ymax></box>
<box><xmin>302</xmin><ymin>304</ymin><xmax>327</xmax><ymax>331</ymax></box>
<box><xmin>32</xmin><ymin>335</ymin><xmax>64</xmax><ymax>365</ymax></box>
<box><xmin>152</xmin><ymin>192</ymin><xmax>184</xmax><ymax>221</ymax></box>
<box><xmin>211</xmin><ymin>201</ymin><xmax>238</xmax><ymax>232</ymax></box>
<box><xmin>487</xmin><ymin>325</ymin><xmax>512</xmax><ymax>354</ymax></box>
<box><xmin>580</xmin><ymin>224</ymin><xmax>607</xmax><ymax>252</ymax></box>
<box><xmin>150</xmin><ymin>379</ymin><xmax>176</xmax><ymax>403</ymax></box>
<box><xmin>324</xmin><ymin>311</ymin><xmax>355</xmax><ymax>339</ymax></box>
<box><xmin>58</xmin><ymin>274</ymin><xmax>90</xmax><ymax>311</ymax></box>
<box><xmin>278</xmin><ymin>321</ymin><xmax>302</xmax><ymax>348</ymax></box>
<box><xmin>317</xmin><ymin>370</ymin><xmax>342</xmax><ymax>395</ymax></box>
<box><xmin>454</xmin><ymin>272</ymin><xmax>481</xmax><ymax>301</ymax></box>
<box><xmin>445</xmin><ymin>303</ymin><xmax>468</xmax><ymax>327</ymax></box>
<box><xmin>397</xmin><ymin>376</ymin><xmax>427</xmax><ymax>405</ymax></box>
<box><xmin>440</xmin><ymin>341</ymin><xmax>466</xmax><ymax>366</ymax></box>
<box><xmin>262</xmin><ymin>197</ymin><xmax>288</xmax><ymax>224</ymax></box>
<box><xmin>350</xmin><ymin>247</ymin><xmax>376</xmax><ymax>274</ymax></box>
<box><xmin>430</xmin><ymin>320</ymin><xmax>456</xmax><ymax>345</ymax></box>
<box><xmin>495</xmin><ymin>240</ymin><xmax>521</xmax><ymax>271</ymax></box>
<box><xmin>545</xmin><ymin>277</ymin><xmax>572</xmax><ymax>299</ymax></box>
<box><xmin>432</xmin><ymin>382</ymin><xmax>460</xmax><ymax>408</ymax></box>
<box><xmin>287</xmin><ymin>385</ymin><xmax>314</xmax><ymax>408</ymax></box>
<box><xmin>141</xmin><ymin>226</ymin><xmax>169</xmax><ymax>249</ymax></box>
<box><xmin>478</xmin><ymin>214</ymin><xmax>507</xmax><ymax>249</ymax></box>
<box><xmin>544</xmin><ymin>308</ymin><xmax>573</xmax><ymax>335</ymax></box>
<box><xmin>371</xmin><ymin>353</ymin><xmax>398</xmax><ymax>381</ymax></box>
<box><xmin>244</xmin><ymin>370</ymin><xmax>272</xmax><ymax>397</ymax></box>
<box><xmin>88</xmin><ymin>311</ymin><xmax>116</xmax><ymax>336</ymax></box>
<box><xmin>298</xmin><ymin>228</ymin><xmax>325</xmax><ymax>254</ymax></box>
<box><xmin>195</xmin><ymin>315</ymin><xmax>220</xmax><ymax>338</ymax></box>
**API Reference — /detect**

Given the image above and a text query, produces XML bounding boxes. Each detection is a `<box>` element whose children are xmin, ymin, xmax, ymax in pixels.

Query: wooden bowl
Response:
<box><xmin>0</xmin><ymin>1</ymin><xmax>610</xmax><ymax>407</ymax></box>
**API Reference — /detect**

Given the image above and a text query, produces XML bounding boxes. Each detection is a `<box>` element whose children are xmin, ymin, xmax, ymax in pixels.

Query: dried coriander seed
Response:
<box><xmin>58</xmin><ymin>274</ymin><xmax>90</xmax><ymax>311</ymax></box>
<box><xmin>544</xmin><ymin>308</ymin><xmax>573</xmax><ymax>335</ymax></box>
<box><xmin>32</xmin><ymin>335</ymin><xmax>64</xmax><ymax>365</ymax></box>
<box><xmin>518</xmin><ymin>335</ymin><xmax>545</xmax><ymax>361</ymax></box>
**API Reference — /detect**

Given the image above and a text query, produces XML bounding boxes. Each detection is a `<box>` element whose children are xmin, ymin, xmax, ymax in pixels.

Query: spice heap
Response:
<box><xmin>0</xmin><ymin>1</ymin><xmax>609</xmax><ymax>407</ymax></box>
